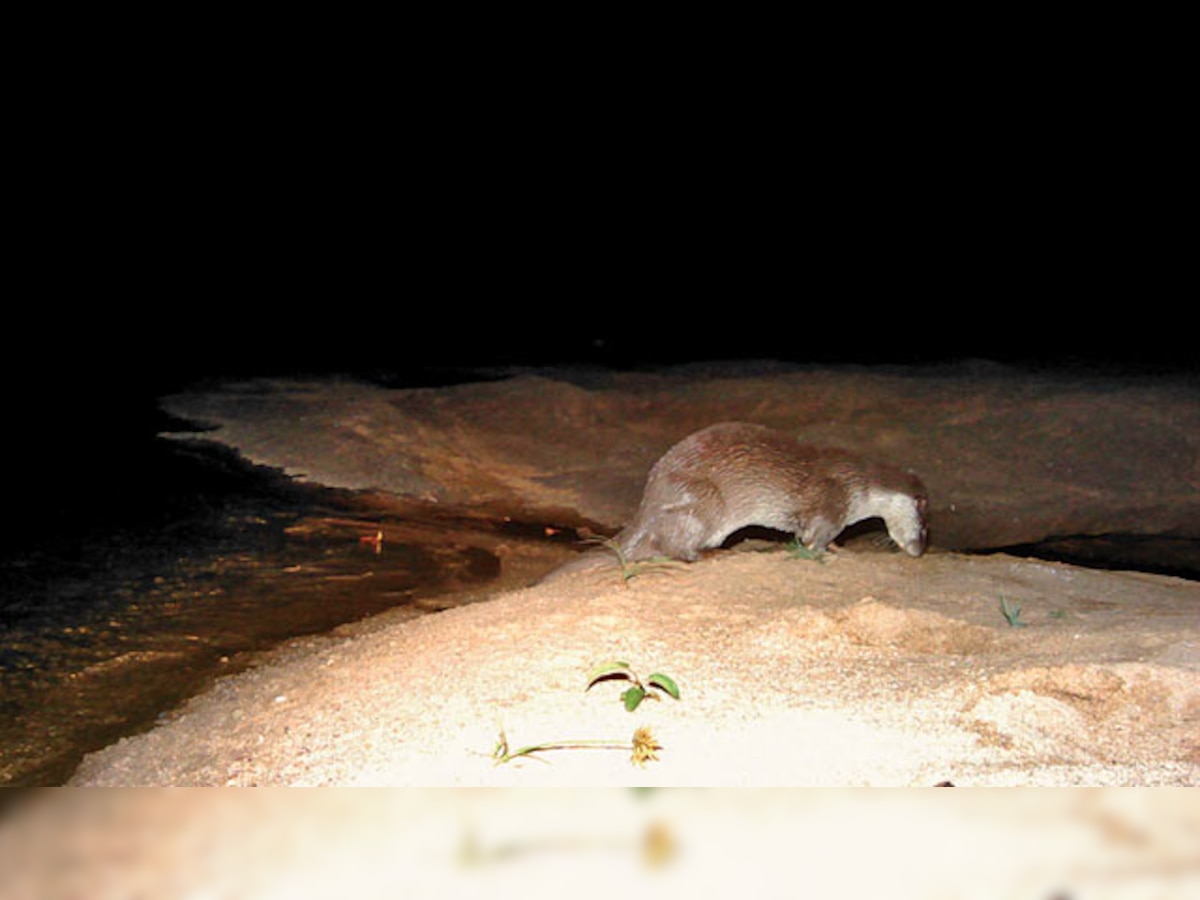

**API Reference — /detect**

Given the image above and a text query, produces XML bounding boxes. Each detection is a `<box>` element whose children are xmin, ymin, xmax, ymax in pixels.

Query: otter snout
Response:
<box><xmin>900</xmin><ymin>531</ymin><xmax>927</xmax><ymax>557</ymax></box>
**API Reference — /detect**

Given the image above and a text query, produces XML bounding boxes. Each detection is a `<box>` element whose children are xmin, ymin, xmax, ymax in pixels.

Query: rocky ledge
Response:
<box><xmin>161</xmin><ymin>362</ymin><xmax>1200</xmax><ymax>570</ymax></box>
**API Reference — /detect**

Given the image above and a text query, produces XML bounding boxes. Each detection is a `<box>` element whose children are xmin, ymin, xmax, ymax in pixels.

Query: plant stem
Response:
<box><xmin>493</xmin><ymin>727</ymin><xmax>662</xmax><ymax>767</ymax></box>
<box><xmin>495</xmin><ymin>738</ymin><xmax>634</xmax><ymax>764</ymax></box>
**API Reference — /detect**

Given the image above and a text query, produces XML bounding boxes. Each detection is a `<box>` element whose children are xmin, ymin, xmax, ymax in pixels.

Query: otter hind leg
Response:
<box><xmin>653</xmin><ymin>508</ymin><xmax>711</xmax><ymax>561</ymax></box>
<box><xmin>649</xmin><ymin>478</ymin><xmax>726</xmax><ymax>562</ymax></box>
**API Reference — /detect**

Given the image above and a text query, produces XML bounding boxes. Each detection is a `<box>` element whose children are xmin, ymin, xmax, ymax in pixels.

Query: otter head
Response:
<box><xmin>886</xmin><ymin>493</ymin><xmax>928</xmax><ymax>557</ymax></box>
<box><xmin>846</xmin><ymin>484</ymin><xmax>928</xmax><ymax>557</ymax></box>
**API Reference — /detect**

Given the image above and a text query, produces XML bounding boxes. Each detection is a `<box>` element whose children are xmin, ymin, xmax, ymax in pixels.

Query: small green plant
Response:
<box><xmin>1000</xmin><ymin>594</ymin><xmax>1028</xmax><ymax>628</ymax></box>
<box><xmin>587</xmin><ymin>660</ymin><xmax>681</xmax><ymax>712</ymax></box>
<box><xmin>487</xmin><ymin>661</ymin><xmax>679</xmax><ymax>769</ymax></box>
<box><xmin>587</xmin><ymin>536</ymin><xmax>686</xmax><ymax>585</ymax></box>
<box><xmin>785</xmin><ymin>538</ymin><xmax>827</xmax><ymax>563</ymax></box>
<box><xmin>492</xmin><ymin>725</ymin><xmax>662</xmax><ymax>767</ymax></box>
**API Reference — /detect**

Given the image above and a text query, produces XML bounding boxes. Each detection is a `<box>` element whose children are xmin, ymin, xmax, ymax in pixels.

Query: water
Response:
<box><xmin>0</xmin><ymin>431</ymin><xmax>566</xmax><ymax>786</ymax></box>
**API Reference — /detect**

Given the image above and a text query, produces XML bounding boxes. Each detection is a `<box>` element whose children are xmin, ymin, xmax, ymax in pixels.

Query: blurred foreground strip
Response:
<box><xmin>1</xmin><ymin>789</ymin><xmax>1197</xmax><ymax>899</ymax></box>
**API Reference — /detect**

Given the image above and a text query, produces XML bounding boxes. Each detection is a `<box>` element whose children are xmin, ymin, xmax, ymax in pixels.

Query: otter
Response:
<box><xmin>615</xmin><ymin>422</ymin><xmax>928</xmax><ymax>562</ymax></box>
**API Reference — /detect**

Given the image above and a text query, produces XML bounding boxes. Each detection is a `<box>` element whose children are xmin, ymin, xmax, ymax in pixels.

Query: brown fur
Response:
<box><xmin>617</xmin><ymin>422</ymin><xmax>928</xmax><ymax>561</ymax></box>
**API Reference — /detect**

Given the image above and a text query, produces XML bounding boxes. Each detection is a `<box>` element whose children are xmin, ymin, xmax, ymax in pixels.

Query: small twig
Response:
<box><xmin>493</xmin><ymin>726</ymin><xmax>662</xmax><ymax>767</ymax></box>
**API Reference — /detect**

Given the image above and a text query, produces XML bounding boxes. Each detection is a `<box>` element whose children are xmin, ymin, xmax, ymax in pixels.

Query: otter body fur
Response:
<box><xmin>616</xmin><ymin>422</ymin><xmax>928</xmax><ymax>561</ymax></box>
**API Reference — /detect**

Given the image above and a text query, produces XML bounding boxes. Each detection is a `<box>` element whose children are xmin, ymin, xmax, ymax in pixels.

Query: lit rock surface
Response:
<box><xmin>69</xmin><ymin>551</ymin><xmax>1199</xmax><ymax>786</ymax></box>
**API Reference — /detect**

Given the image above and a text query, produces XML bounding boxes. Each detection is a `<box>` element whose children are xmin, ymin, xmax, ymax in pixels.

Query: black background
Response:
<box><xmin>9</xmin><ymin>56</ymin><xmax>1193</xmax><ymax>542</ymax></box>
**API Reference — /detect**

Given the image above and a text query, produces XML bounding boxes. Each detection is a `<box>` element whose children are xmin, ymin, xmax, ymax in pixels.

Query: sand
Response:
<box><xmin>68</xmin><ymin>545</ymin><xmax>1199</xmax><ymax>787</ymax></box>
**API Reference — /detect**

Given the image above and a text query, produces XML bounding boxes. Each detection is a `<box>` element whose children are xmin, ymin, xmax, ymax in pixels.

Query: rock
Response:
<box><xmin>64</xmin><ymin>551</ymin><xmax>1200</xmax><ymax>787</ymax></box>
<box><xmin>160</xmin><ymin>364</ymin><xmax>1200</xmax><ymax>556</ymax></box>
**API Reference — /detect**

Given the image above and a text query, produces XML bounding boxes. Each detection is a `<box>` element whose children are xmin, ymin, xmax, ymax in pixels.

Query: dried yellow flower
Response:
<box><xmin>630</xmin><ymin>727</ymin><xmax>662</xmax><ymax>767</ymax></box>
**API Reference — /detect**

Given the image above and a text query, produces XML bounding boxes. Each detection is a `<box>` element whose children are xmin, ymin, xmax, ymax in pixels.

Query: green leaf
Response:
<box><xmin>622</xmin><ymin>685</ymin><xmax>647</xmax><ymax>712</ymax></box>
<box><xmin>586</xmin><ymin>661</ymin><xmax>633</xmax><ymax>690</ymax></box>
<box><xmin>999</xmin><ymin>595</ymin><xmax>1028</xmax><ymax>628</ymax></box>
<box><xmin>647</xmin><ymin>673</ymin><xmax>680</xmax><ymax>700</ymax></box>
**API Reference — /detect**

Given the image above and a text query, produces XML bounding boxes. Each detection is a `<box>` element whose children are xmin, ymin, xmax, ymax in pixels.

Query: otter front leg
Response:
<box><xmin>799</xmin><ymin>516</ymin><xmax>841</xmax><ymax>554</ymax></box>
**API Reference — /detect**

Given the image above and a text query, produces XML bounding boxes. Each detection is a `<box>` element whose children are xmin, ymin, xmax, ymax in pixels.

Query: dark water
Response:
<box><xmin>0</xmin><ymin>427</ymin><xmax>538</xmax><ymax>786</ymax></box>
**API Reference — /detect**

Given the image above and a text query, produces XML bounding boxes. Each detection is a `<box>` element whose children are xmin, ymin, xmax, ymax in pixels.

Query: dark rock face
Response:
<box><xmin>161</xmin><ymin>365</ymin><xmax>1200</xmax><ymax>562</ymax></box>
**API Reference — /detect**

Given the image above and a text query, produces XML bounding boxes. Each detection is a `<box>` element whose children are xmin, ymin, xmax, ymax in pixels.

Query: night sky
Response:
<box><xmin>24</xmin><ymin>47</ymin><xmax>1190</xmax><ymax>407</ymax></box>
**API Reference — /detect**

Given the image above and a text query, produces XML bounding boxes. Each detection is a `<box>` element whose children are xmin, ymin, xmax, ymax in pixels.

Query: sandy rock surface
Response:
<box><xmin>70</xmin><ymin>547</ymin><xmax>1199</xmax><ymax>786</ymax></box>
